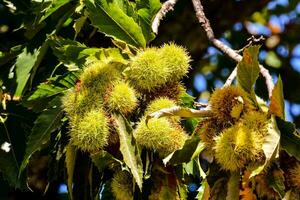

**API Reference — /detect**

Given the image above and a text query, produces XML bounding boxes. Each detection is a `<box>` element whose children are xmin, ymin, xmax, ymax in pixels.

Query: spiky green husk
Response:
<box><xmin>107</xmin><ymin>81</ymin><xmax>138</xmax><ymax>114</ymax></box>
<box><xmin>144</xmin><ymin>97</ymin><xmax>181</xmax><ymax>123</ymax></box>
<box><xmin>242</xmin><ymin>111</ymin><xmax>269</xmax><ymax>136</ymax></box>
<box><xmin>145</xmin><ymin>97</ymin><xmax>177</xmax><ymax>115</ymax></box>
<box><xmin>214</xmin><ymin>124</ymin><xmax>263</xmax><ymax>171</ymax></box>
<box><xmin>62</xmin><ymin>89</ymin><xmax>78</xmax><ymax>117</ymax></box>
<box><xmin>70</xmin><ymin>109</ymin><xmax>109</xmax><ymax>152</ymax></box>
<box><xmin>111</xmin><ymin>171</ymin><xmax>133</xmax><ymax>200</ymax></box>
<box><xmin>144</xmin><ymin>82</ymin><xmax>185</xmax><ymax>104</ymax></box>
<box><xmin>288</xmin><ymin>162</ymin><xmax>300</xmax><ymax>189</ymax></box>
<box><xmin>159</xmin><ymin>43</ymin><xmax>190</xmax><ymax>81</ymax></box>
<box><xmin>62</xmin><ymin>89</ymin><xmax>102</xmax><ymax>119</ymax></box>
<box><xmin>196</xmin><ymin>118</ymin><xmax>220</xmax><ymax>149</ymax></box>
<box><xmin>210</xmin><ymin>86</ymin><xmax>253</xmax><ymax>124</ymax></box>
<box><xmin>134</xmin><ymin>118</ymin><xmax>187</xmax><ymax>157</ymax></box>
<box><xmin>80</xmin><ymin>62</ymin><xmax>121</xmax><ymax>94</ymax></box>
<box><xmin>127</xmin><ymin>48</ymin><xmax>170</xmax><ymax>91</ymax></box>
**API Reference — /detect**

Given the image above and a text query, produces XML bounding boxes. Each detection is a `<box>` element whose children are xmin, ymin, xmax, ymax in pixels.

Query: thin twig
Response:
<box><xmin>194</xmin><ymin>102</ymin><xmax>208</xmax><ymax>108</ymax></box>
<box><xmin>146</xmin><ymin>106</ymin><xmax>213</xmax><ymax>125</ymax></box>
<box><xmin>192</xmin><ymin>0</ymin><xmax>274</xmax><ymax>98</ymax></box>
<box><xmin>152</xmin><ymin>0</ymin><xmax>179</xmax><ymax>34</ymax></box>
<box><xmin>236</xmin><ymin>35</ymin><xmax>265</xmax><ymax>53</ymax></box>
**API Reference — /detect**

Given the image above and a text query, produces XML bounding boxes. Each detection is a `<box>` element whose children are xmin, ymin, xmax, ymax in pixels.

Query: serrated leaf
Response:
<box><xmin>113</xmin><ymin>114</ymin><xmax>143</xmax><ymax>191</ymax></box>
<box><xmin>163</xmin><ymin>136</ymin><xmax>204</xmax><ymax>165</ymax></box>
<box><xmin>65</xmin><ymin>144</ymin><xmax>76</xmax><ymax>200</ymax></box>
<box><xmin>91</xmin><ymin>150</ymin><xmax>122</xmax><ymax>173</ymax></box>
<box><xmin>20</xmin><ymin>96</ymin><xmax>64</xmax><ymax>173</ymax></box>
<box><xmin>276</xmin><ymin>118</ymin><xmax>300</xmax><ymax>161</ymax></box>
<box><xmin>226</xmin><ymin>172</ymin><xmax>240</xmax><ymax>200</ymax></box>
<box><xmin>250</xmin><ymin>116</ymin><xmax>280</xmax><ymax>178</ymax></box>
<box><xmin>49</xmin><ymin>71</ymin><xmax>79</xmax><ymax>88</ymax></box>
<box><xmin>24</xmin><ymin>72</ymin><xmax>78</xmax><ymax>112</ymax></box>
<box><xmin>179</xmin><ymin>92</ymin><xmax>196</xmax><ymax>108</ymax></box>
<box><xmin>39</xmin><ymin>0</ymin><xmax>72</xmax><ymax>23</ymax></box>
<box><xmin>27</xmin><ymin>72</ymin><xmax>78</xmax><ymax>101</ymax></box>
<box><xmin>15</xmin><ymin>42</ymin><xmax>48</xmax><ymax>98</ymax></box>
<box><xmin>237</xmin><ymin>45</ymin><xmax>260</xmax><ymax>102</ymax></box>
<box><xmin>85</xmin><ymin>0</ymin><xmax>146</xmax><ymax>48</ymax></box>
<box><xmin>49</xmin><ymin>36</ymin><xmax>87</xmax><ymax>70</ymax></box>
<box><xmin>49</xmin><ymin>36</ymin><xmax>127</xmax><ymax>69</ymax></box>
<box><xmin>27</xmin><ymin>84</ymin><xmax>65</xmax><ymax>101</ymax></box>
<box><xmin>270</xmin><ymin>76</ymin><xmax>285</xmax><ymax>119</ymax></box>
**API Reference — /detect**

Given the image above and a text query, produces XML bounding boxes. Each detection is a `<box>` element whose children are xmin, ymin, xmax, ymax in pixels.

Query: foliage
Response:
<box><xmin>0</xmin><ymin>0</ymin><xmax>300</xmax><ymax>199</ymax></box>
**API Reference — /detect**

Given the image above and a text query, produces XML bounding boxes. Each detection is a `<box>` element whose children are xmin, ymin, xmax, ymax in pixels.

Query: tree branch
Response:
<box><xmin>146</xmin><ymin>106</ymin><xmax>213</xmax><ymax>125</ymax></box>
<box><xmin>152</xmin><ymin>0</ymin><xmax>179</xmax><ymax>34</ymax></box>
<box><xmin>192</xmin><ymin>0</ymin><xmax>274</xmax><ymax>98</ymax></box>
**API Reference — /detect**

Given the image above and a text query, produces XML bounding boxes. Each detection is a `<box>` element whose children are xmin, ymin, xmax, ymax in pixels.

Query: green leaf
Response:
<box><xmin>49</xmin><ymin>36</ymin><xmax>87</xmax><ymax>70</ymax></box>
<box><xmin>179</xmin><ymin>91</ymin><xmax>196</xmax><ymax>108</ymax></box>
<box><xmin>27</xmin><ymin>72</ymin><xmax>78</xmax><ymax>101</ymax></box>
<box><xmin>136</xmin><ymin>0</ymin><xmax>161</xmax><ymax>42</ymax></box>
<box><xmin>27</xmin><ymin>84</ymin><xmax>65</xmax><ymax>101</ymax></box>
<box><xmin>65</xmin><ymin>144</ymin><xmax>76</xmax><ymax>200</ymax></box>
<box><xmin>226</xmin><ymin>172</ymin><xmax>240</xmax><ymax>200</ymax></box>
<box><xmin>23</xmin><ymin>72</ymin><xmax>78</xmax><ymax>112</ymax></box>
<box><xmin>196</xmin><ymin>180</ymin><xmax>210</xmax><ymax>200</ymax></box>
<box><xmin>39</xmin><ymin>0</ymin><xmax>72</xmax><ymax>23</ymax></box>
<box><xmin>178</xmin><ymin>182</ymin><xmax>188</xmax><ymax>200</ymax></box>
<box><xmin>270</xmin><ymin>76</ymin><xmax>285</xmax><ymax>119</ymax></box>
<box><xmin>113</xmin><ymin>114</ymin><xmax>143</xmax><ymax>191</ymax></box>
<box><xmin>250</xmin><ymin>116</ymin><xmax>280</xmax><ymax>178</ymax></box>
<box><xmin>85</xmin><ymin>0</ymin><xmax>146</xmax><ymax>48</ymax></box>
<box><xmin>277</xmin><ymin>118</ymin><xmax>300</xmax><ymax>161</ymax></box>
<box><xmin>91</xmin><ymin>150</ymin><xmax>122</xmax><ymax>173</ymax></box>
<box><xmin>20</xmin><ymin>96</ymin><xmax>64</xmax><ymax>173</ymax></box>
<box><xmin>49</xmin><ymin>36</ymin><xmax>127</xmax><ymax>69</ymax></box>
<box><xmin>15</xmin><ymin>42</ymin><xmax>48</xmax><ymax>98</ymax></box>
<box><xmin>237</xmin><ymin>45</ymin><xmax>260</xmax><ymax>102</ymax></box>
<box><xmin>183</xmin><ymin>158</ymin><xmax>206</xmax><ymax>180</ymax></box>
<box><xmin>163</xmin><ymin>136</ymin><xmax>204</xmax><ymax>165</ymax></box>
<box><xmin>73</xmin><ymin>16</ymin><xmax>87</xmax><ymax>38</ymax></box>
<box><xmin>48</xmin><ymin>71</ymin><xmax>79</xmax><ymax>88</ymax></box>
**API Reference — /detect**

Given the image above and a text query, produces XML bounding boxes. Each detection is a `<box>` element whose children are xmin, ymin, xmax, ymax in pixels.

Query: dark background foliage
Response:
<box><xmin>0</xmin><ymin>0</ymin><xmax>299</xmax><ymax>199</ymax></box>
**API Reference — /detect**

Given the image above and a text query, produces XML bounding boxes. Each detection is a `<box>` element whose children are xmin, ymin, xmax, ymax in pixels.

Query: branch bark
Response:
<box><xmin>192</xmin><ymin>0</ymin><xmax>274</xmax><ymax>98</ymax></box>
<box><xmin>146</xmin><ymin>106</ymin><xmax>213</xmax><ymax>125</ymax></box>
<box><xmin>152</xmin><ymin>0</ymin><xmax>179</xmax><ymax>34</ymax></box>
